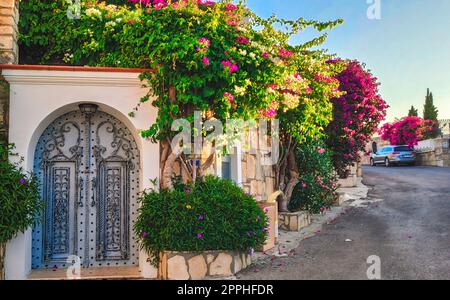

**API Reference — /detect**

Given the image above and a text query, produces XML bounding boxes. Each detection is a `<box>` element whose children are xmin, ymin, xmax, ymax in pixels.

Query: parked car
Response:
<box><xmin>370</xmin><ymin>145</ymin><xmax>416</xmax><ymax>167</ymax></box>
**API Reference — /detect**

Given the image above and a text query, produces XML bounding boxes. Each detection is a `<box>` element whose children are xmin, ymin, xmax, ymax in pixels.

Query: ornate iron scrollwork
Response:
<box><xmin>32</xmin><ymin>108</ymin><xmax>140</xmax><ymax>270</ymax></box>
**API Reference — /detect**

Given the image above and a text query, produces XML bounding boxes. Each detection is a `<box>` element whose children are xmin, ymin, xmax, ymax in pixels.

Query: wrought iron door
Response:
<box><xmin>32</xmin><ymin>105</ymin><xmax>140</xmax><ymax>269</ymax></box>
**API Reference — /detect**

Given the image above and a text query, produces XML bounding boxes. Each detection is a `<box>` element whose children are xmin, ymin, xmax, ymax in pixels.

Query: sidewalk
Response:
<box><xmin>251</xmin><ymin>178</ymin><xmax>380</xmax><ymax>265</ymax></box>
<box><xmin>212</xmin><ymin>178</ymin><xmax>381</xmax><ymax>280</ymax></box>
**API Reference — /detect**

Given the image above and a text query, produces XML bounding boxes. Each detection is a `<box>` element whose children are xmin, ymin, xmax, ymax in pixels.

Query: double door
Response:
<box><xmin>32</xmin><ymin>107</ymin><xmax>140</xmax><ymax>269</ymax></box>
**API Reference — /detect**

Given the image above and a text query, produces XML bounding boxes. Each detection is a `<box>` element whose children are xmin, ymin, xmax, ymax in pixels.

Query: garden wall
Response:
<box><xmin>415</xmin><ymin>138</ymin><xmax>450</xmax><ymax>167</ymax></box>
<box><xmin>0</xmin><ymin>0</ymin><xmax>19</xmax><ymax>138</ymax></box>
<box><xmin>172</xmin><ymin>134</ymin><xmax>277</xmax><ymax>202</ymax></box>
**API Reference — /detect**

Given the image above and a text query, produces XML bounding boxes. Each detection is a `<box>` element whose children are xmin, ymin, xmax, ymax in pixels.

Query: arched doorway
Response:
<box><xmin>31</xmin><ymin>104</ymin><xmax>140</xmax><ymax>269</ymax></box>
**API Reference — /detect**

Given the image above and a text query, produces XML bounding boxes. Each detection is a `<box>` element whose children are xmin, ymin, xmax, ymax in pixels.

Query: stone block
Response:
<box><xmin>167</xmin><ymin>255</ymin><xmax>189</xmax><ymax>280</ymax></box>
<box><xmin>247</xmin><ymin>155</ymin><xmax>256</xmax><ymax>179</ymax></box>
<box><xmin>278</xmin><ymin>211</ymin><xmax>311</xmax><ymax>232</ymax></box>
<box><xmin>257</xmin><ymin>180</ymin><xmax>264</xmax><ymax>197</ymax></box>
<box><xmin>209</xmin><ymin>253</ymin><xmax>233</xmax><ymax>277</ymax></box>
<box><xmin>0</xmin><ymin>25</ymin><xmax>13</xmax><ymax>35</ymax></box>
<box><xmin>0</xmin><ymin>16</ymin><xmax>14</xmax><ymax>27</ymax></box>
<box><xmin>188</xmin><ymin>255</ymin><xmax>207</xmax><ymax>280</ymax></box>
<box><xmin>0</xmin><ymin>0</ymin><xmax>16</xmax><ymax>9</ymax></box>
<box><xmin>265</xmin><ymin>177</ymin><xmax>275</xmax><ymax>198</ymax></box>
<box><xmin>338</xmin><ymin>175</ymin><xmax>357</xmax><ymax>188</ymax></box>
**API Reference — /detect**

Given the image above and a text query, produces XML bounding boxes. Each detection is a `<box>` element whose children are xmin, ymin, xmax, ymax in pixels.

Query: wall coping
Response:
<box><xmin>0</xmin><ymin>64</ymin><xmax>153</xmax><ymax>87</ymax></box>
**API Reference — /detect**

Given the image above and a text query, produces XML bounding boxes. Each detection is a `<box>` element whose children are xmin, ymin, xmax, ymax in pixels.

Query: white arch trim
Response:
<box><xmin>2</xmin><ymin>67</ymin><xmax>159</xmax><ymax>279</ymax></box>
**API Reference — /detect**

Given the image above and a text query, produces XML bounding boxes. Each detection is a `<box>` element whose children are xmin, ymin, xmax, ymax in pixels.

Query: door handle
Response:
<box><xmin>78</xmin><ymin>177</ymin><xmax>84</xmax><ymax>208</ymax></box>
<box><xmin>91</xmin><ymin>177</ymin><xmax>97</xmax><ymax>207</ymax></box>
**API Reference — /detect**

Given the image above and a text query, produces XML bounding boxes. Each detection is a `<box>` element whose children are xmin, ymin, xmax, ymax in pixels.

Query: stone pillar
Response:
<box><xmin>0</xmin><ymin>0</ymin><xmax>19</xmax><ymax>139</ymax></box>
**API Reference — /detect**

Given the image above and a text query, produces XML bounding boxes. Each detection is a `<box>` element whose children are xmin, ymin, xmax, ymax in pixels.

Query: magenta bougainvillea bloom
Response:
<box><xmin>224</xmin><ymin>3</ymin><xmax>237</xmax><ymax>11</ymax></box>
<box><xmin>236</xmin><ymin>36</ymin><xmax>250</xmax><ymax>45</ymax></box>
<box><xmin>224</xmin><ymin>92</ymin><xmax>235</xmax><ymax>103</ymax></box>
<box><xmin>201</xmin><ymin>56</ymin><xmax>210</xmax><ymax>66</ymax></box>
<box><xmin>221</xmin><ymin>60</ymin><xmax>238</xmax><ymax>73</ymax></box>
<box><xmin>380</xmin><ymin>116</ymin><xmax>435</xmax><ymax>147</ymax></box>
<box><xmin>325</xmin><ymin>60</ymin><xmax>388</xmax><ymax>178</ymax></box>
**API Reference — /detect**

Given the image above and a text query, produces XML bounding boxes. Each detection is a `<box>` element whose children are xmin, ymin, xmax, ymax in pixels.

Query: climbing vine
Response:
<box><xmin>19</xmin><ymin>0</ymin><xmax>343</xmax><ymax>191</ymax></box>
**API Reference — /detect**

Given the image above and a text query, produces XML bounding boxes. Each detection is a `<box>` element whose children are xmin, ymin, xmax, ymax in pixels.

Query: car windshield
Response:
<box><xmin>395</xmin><ymin>146</ymin><xmax>413</xmax><ymax>152</ymax></box>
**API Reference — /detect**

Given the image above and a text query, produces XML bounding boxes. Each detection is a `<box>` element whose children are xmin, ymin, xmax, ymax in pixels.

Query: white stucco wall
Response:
<box><xmin>2</xmin><ymin>67</ymin><xmax>160</xmax><ymax>279</ymax></box>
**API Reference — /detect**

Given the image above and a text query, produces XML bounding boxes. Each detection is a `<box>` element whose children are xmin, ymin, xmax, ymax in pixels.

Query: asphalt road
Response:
<box><xmin>238</xmin><ymin>166</ymin><xmax>450</xmax><ymax>280</ymax></box>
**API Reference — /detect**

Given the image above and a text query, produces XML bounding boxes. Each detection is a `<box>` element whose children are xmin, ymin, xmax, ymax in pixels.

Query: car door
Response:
<box><xmin>375</xmin><ymin>147</ymin><xmax>386</xmax><ymax>163</ymax></box>
<box><xmin>373</xmin><ymin>147</ymin><xmax>382</xmax><ymax>163</ymax></box>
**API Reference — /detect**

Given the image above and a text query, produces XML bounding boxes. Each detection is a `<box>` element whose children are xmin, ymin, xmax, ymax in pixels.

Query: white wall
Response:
<box><xmin>2</xmin><ymin>67</ymin><xmax>160</xmax><ymax>279</ymax></box>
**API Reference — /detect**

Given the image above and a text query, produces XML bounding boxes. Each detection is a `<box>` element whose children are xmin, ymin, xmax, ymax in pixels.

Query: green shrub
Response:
<box><xmin>134</xmin><ymin>176</ymin><xmax>268</xmax><ymax>267</ymax></box>
<box><xmin>0</xmin><ymin>142</ymin><xmax>42</xmax><ymax>279</ymax></box>
<box><xmin>289</xmin><ymin>140</ymin><xmax>338</xmax><ymax>214</ymax></box>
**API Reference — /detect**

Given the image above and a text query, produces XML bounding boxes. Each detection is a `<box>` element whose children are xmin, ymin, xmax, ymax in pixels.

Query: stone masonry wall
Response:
<box><xmin>416</xmin><ymin>138</ymin><xmax>450</xmax><ymax>167</ymax></box>
<box><xmin>170</xmin><ymin>132</ymin><xmax>277</xmax><ymax>202</ymax></box>
<box><xmin>0</xmin><ymin>0</ymin><xmax>19</xmax><ymax>139</ymax></box>
<box><xmin>241</xmin><ymin>152</ymin><xmax>276</xmax><ymax>202</ymax></box>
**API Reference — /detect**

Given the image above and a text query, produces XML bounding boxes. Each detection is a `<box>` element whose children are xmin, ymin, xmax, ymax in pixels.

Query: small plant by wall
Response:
<box><xmin>0</xmin><ymin>142</ymin><xmax>42</xmax><ymax>280</ymax></box>
<box><xmin>134</xmin><ymin>176</ymin><xmax>268</xmax><ymax>267</ymax></box>
<box><xmin>288</xmin><ymin>140</ymin><xmax>337</xmax><ymax>214</ymax></box>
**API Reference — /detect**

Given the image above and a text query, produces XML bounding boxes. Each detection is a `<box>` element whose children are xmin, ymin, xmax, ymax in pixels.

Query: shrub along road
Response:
<box><xmin>238</xmin><ymin>166</ymin><xmax>450</xmax><ymax>280</ymax></box>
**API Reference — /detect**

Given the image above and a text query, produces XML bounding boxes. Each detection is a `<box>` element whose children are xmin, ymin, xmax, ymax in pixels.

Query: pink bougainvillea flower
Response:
<box><xmin>152</xmin><ymin>0</ymin><xmax>168</xmax><ymax>10</ymax></box>
<box><xmin>227</xmin><ymin>18</ymin><xmax>238</xmax><ymax>26</ymax></box>
<box><xmin>236</xmin><ymin>36</ymin><xmax>250</xmax><ymax>45</ymax></box>
<box><xmin>128</xmin><ymin>0</ymin><xmax>152</xmax><ymax>4</ymax></box>
<box><xmin>279</xmin><ymin>48</ymin><xmax>294</xmax><ymax>58</ymax></box>
<box><xmin>197</xmin><ymin>0</ymin><xmax>215</xmax><ymax>6</ymax></box>
<box><xmin>262</xmin><ymin>52</ymin><xmax>269</xmax><ymax>59</ymax></box>
<box><xmin>224</xmin><ymin>3</ymin><xmax>237</xmax><ymax>11</ymax></box>
<box><xmin>224</xmin><ymin>92</ymin><xmax>235</xmax><ymax>103</ymax></box>
<box><xmin>201</xmin><ymin>56</ymin><xmax>210</xmax><ymax>66</ymax></box>
<box><xmin>317</xmin><ymin>147</ymin><xmax>326</xmax><ymax>154</ymax></box>
<box><xmin>221</xmin><ymin>60</ymin><xmax>238</xmax><ymax>73</ymax></box>
<box><xmin>198</xmin><ymin>37</ymin><xmax>211</xmax><ymax>48</ymax></box>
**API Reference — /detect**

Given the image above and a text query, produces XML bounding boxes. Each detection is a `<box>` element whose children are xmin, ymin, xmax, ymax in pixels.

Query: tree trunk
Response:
<box><xmin>278</xmin><ymin>141</ymin><xmax>299</xmax><ymax>212</ymax></box>
<box><xmin>0</xmin><ymin>242</ymin><xmax>6</xmax><ymax>280</ymax></box>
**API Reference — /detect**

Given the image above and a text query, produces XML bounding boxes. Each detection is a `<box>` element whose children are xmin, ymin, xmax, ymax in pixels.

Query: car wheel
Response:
<box><xmin>385</xmin><ymin>158</ymin><xmax>390</xmax><ymax>167</ymax></box>
<box><xmin>370</xmin><ymin>158</ymin><xmax>376</xmax><ymax>167</ymax></box>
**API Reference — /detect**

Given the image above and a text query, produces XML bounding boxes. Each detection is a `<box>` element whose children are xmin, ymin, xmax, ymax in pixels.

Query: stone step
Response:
<box><xmin>27</xmin><ymin>266</ymin><xmax>143</xmax><ymax>280</ymax></box>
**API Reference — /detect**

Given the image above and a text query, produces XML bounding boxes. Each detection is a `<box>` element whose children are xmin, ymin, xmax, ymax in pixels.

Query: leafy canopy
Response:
<box><xmin>19</xmin><ymin>0</ymin><xmax>343</xmax><ymax>144</ymax></box>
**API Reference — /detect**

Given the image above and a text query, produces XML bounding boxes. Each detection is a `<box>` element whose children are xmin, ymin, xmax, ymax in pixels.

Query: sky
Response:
<box><xmin>246</xmin><ymin>0</ymin><xmax>450</xmax><ymax>122</ymax></box>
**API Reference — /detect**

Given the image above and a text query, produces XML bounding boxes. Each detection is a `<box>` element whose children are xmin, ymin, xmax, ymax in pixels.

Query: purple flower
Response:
<box><xmin>198</xmin><ymin>215</ymin><xmax>205</xmax><ymax>221</ymax></box>
<box><xmin>142</xmin><ymin>232</ymin><xmax>149</xmax><ymax>239</ymax></box>
<box><xmin>197</xmin><ymin>233</ymin><xmax>203</xmax><ymax>239</ymax></box>
<box><xmin>19</xmin><ymin>177</ymin><xmax>26</xmax><ymax>185</ymax></box>
<box><xmin>185</xmin><ymin>189</ymin><xmax>191</xmax><ymax>194</ymax></box>
<box><xmin>246</xmin><ymin>232</ymin><xmax>251</xmax><ymax>237</ymax></box>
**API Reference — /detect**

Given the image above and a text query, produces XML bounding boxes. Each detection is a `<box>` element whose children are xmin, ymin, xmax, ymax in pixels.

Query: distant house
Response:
<box><xmin>439</xmin><ymin>119</ymin><xmax>450</xmax><ymax>138</ymax></box>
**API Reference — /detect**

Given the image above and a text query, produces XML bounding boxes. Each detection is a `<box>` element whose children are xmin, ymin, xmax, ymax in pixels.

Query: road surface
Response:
<box><xmin>238</xmin><ymin>166</ymin><xmax>450</xmax><ymax>280</ymax></box>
